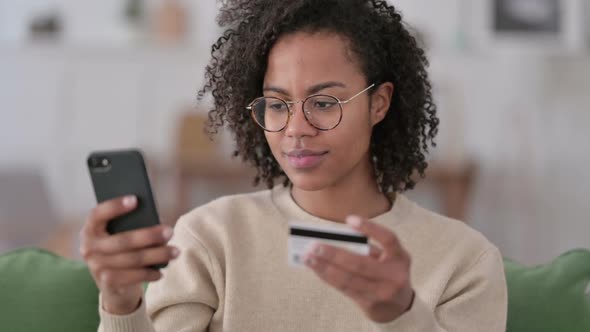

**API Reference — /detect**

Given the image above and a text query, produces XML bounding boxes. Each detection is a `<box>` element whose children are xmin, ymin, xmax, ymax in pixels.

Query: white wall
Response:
<box><xmin>393</xmin><ymin>0</ymin><xmax>590</xmax><ymax>264</ymax></box>
<box><xmin>0</xmin><ymin>0</ymin><xmax>222</xmax><ymax>218</ymax></box>
<box><xmin>1</xmin><ymin>0</ymin><xmax>589</xmax><ymax>264</ymax></box>
<box><xmin>0</xmin><ymin>0</ymin><xmax>221</xmax><ymax>46</ymax></box>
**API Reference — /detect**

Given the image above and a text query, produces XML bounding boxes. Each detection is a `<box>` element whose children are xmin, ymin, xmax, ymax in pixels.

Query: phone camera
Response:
<box><xmin>89</xmin><ymin>156</ymin><xmax>111</xmax><ymax>172</ymax></box>
<box><xmin>89</xmin><ymin>157</ymin><xmax>99</xmax><ymax>168</ymax></box>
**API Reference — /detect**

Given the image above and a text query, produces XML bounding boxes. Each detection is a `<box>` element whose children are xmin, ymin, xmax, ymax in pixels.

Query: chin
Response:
<box><xmin>287</xmin><ymin>171</ymin><xmax>336</xmax><ymax>192</ymax></box>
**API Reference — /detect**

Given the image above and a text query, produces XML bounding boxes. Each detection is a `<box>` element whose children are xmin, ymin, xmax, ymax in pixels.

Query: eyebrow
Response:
<box><xmin>263</xmin><ymin>81</ymin><xmax>347</xmax><ymax>97</ymax></box>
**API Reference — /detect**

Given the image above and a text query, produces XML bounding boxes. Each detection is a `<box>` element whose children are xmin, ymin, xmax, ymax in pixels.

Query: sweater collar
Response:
<box><xmin>270</xmin><ymin>185</ymin><xmax>412</xmax><ymax>227</ymax></box>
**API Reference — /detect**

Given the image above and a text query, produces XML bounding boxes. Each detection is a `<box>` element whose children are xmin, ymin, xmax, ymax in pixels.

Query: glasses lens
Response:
<box><xmin>251</xmin><ymin>97</ymin><xmax>289</xmax><ymax>131</ymax></box>
<box><xmin>303</xmin><ymin>95</ymin><xmax>342</xmax><ymax>130</ymax></box>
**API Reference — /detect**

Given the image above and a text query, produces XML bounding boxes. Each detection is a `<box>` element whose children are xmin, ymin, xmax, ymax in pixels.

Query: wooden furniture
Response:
<box><xmin>39</xmin><ymin>221</ymin><xmax>83</xmax><ymax>259</ymax></box>
<box><xmin>417</xmin><ymin>161</ymin><xmax>477</xmax><ymax>222</ymax></box>
<box><xmin>171</xmin><ymin>112</ymin><xmax>256</xmax><ymax>220</ymax></box>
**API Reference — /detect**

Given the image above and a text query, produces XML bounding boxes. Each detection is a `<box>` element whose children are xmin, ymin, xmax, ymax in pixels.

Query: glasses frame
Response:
<box><xmin>246</xmin><ymin>83</ymin><xmax>375</xmax><ymax>132</ymax></box>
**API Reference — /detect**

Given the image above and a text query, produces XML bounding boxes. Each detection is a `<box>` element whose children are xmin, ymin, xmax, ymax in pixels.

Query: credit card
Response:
<box><xmin>288</xmin><ymin>221</ymin><xmax>369</xmax><ymax>267</ymax></box>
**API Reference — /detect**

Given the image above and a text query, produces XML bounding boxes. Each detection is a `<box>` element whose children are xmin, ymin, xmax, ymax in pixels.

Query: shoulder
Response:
<box><xmin>391</xmin><ymin>195</ymin><xmax>499</xmax><ymax>267</ymax></box>
<box><xmin>184</xmin><ymin>189</ymin><xmax>272</xmax><ymax>219</ymax></box>
<box><xmin>173</xmin><ymin>189</ymin><xmax>275</xmax><ymax>239</ymax></box>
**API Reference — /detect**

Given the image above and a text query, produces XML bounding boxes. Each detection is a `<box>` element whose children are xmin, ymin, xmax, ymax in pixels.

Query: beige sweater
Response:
<box><xmin>99</xmin><ymin>186</ymin><xmax>507</xmax><ymax>331</ymax></box>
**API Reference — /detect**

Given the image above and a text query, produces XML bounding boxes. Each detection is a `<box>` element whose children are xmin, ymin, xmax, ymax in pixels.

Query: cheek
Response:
<box><xmin>264</xmin><ymin>132</ymin><xmax>282</xmax><ymax>157</ymax></box>
<box><xmin>324</xmin><ymin>116</ymin><xmax>373</xmax><ymax>167</ymax></box>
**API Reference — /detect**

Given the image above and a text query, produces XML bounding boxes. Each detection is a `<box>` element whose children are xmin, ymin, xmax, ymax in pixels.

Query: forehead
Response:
<box><xmin>264</xmin><ymin>31</ymin><xmax>364</xmax><ymax>87</ymax></box>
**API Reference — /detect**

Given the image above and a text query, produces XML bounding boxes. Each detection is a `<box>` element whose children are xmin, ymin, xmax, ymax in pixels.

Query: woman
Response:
<box><xmin>82</xmin><ymin>0</ymin><xmax>507</xmax><ymax>331</ymax></box>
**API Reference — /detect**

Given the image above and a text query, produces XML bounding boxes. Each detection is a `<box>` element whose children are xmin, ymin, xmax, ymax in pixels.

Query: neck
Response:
<box><xmin>290</xmin><ymin>158</ymin><xmax>392</xmax><ymax>223</ymax></box>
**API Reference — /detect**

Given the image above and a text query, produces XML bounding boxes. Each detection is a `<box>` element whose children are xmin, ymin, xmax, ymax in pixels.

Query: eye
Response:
<box><xmin>305</xmin><ymin>95</ymin><xmax>340</xmax><ymax>111</ymax></box>
<box><xmin>313</xmin><ymin>99</ymin><xmax>338</xmax><ymax>110</ymax></box>
<box><xmin>268</xmin><ymin>101</ymin><xmax>287</xmax><ymax>112</ymax></box>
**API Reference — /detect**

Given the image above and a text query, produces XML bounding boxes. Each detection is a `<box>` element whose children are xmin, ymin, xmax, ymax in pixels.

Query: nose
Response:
<box><xmin>284</xmin><ymin>102</ymin><xmax>318</xmax><ymax>138</ymax></box>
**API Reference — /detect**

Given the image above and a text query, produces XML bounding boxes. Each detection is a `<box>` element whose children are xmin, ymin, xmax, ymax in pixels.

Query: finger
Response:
<box><xmin>307</xmin><ymin>243</ymin><xmax>392</xmax><ymax>280</ymax></box>
<box><xmin>369</xmin><ymin>244</ymin><xmax>382</xmax><ymax>259</ymax></box>
<box><xmin>93</xmin><ymin>246</ymin><xmax>179</xmax><ymax>269</ymax></box>
<box><xmin>98</xmin><ymin>268</ymin><xmax>162</xmax><ymax>290</ymax></box>
<box><xmin>84</xmin><ymin>196</ymin><xmax>138</xmax><ymax>236</ymax></box>
<box><xmin>84</xmin><ymin>224</ymin><xmax>173</xmax><ymax>256</ymax></box>
<box><xmin>346</xmin><ymin>215</ymin><xmax>404</xmax><ymax>258</ymax></box>
<box><xmin>305</xmin><ymin>256</ymin><xmax>387</xmax><ymax>301</ymax></box>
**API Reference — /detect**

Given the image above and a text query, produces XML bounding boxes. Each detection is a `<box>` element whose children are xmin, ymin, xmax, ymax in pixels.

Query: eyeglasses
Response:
<box><xmin>246</xmin><ymin>83</ymin><xmax>375</xmax><ymax>132</ymax></box>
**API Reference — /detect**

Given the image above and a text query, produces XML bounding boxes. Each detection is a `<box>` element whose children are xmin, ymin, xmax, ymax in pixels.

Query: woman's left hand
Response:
<box><xmin>303</xmin><ymin>215</ymin><xmax>414</xmax><ymax>323</ymax></box>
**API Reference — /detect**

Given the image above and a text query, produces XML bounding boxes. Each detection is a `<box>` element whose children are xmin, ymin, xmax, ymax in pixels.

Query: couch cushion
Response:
<box><xmin>505</xmin><ymin>249</ymin><xmax>590</xmax><ymax>332</ymax></box>
<box><xmin>0</xmin><ymin>248</ymin><xmax>99</xmax><ymax>332</ymax></box>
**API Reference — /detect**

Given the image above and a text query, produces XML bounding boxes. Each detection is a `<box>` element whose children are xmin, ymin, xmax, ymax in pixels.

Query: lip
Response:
<box><xmin>284</xmin><ymin>149</ymin><xmax>328</xmax><ymax>169</ymax></box>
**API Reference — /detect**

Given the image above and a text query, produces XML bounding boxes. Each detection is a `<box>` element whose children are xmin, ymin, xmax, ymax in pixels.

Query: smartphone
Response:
<box><xmin>87</xmin><ymin>148</ymin><xmax>166</xmax><ymax>269</ymax></box>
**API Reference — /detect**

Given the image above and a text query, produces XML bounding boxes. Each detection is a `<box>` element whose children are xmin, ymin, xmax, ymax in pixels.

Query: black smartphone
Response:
<box><xmin>87</xmin><ymin>149</ymin><xmax>166</xmax><ymax>269</ymax></box>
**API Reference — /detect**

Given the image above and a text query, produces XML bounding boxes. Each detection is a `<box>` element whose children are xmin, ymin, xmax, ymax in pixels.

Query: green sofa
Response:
<box><xmin>0</xmin><ymin>248</ymin><xmax>100</xmax><ymax>331</ymax></box>
<box><xmin>1</xmin><ymin>248</ymin><xmax>589</xmax><ymax>331</ymax></box>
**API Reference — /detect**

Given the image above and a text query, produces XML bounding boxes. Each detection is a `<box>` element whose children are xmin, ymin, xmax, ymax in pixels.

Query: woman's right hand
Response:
<box><xmin>79</xmin><ymin>195</ymin><xmax>180</xmax><ymax>315</ymax></box>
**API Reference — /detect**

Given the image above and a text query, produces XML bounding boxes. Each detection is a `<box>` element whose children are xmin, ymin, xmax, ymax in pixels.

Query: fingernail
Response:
<box><xmin>346</xmin><ymin>215</ymin><xmax>362</xmax><ymax>228</ymax></box>
<box><xmin>171</xmin><ymin>247</ymin><xmax>180</xmax><ymax>258</ymax></box>
<box><xmin>314</xmin><ymin>244</ymin><xmax>324</xmax><ymax>256</ymax></box>
<box><xmin>306</xmin><ymin>242</ymin><xmax>319</xmax><ymax>256</ymax></box>
<box><xmin>305</xmin><ymin>256</ymin><xmax>317</xmax><ymax>267</ymax></box>
<box><xmin>122</xmin><ymin>195</ymin><xmax>136</xmax><ymax>207</ymax></box>
<box><xmin>162</xmin><ymin>227</ymin><xmax>173</xmax><ymax>239</ymax></box>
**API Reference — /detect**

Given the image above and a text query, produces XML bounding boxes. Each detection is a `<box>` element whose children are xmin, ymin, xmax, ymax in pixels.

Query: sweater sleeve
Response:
<box><xmin>374</xmin><ymin>247</ymin><xmax>507</xmax><ymax>332</ymax></box>
<box><xmin>97</xmin><ymin>218</ymin><xmax>220</xmax><ymax>332</ymax></box>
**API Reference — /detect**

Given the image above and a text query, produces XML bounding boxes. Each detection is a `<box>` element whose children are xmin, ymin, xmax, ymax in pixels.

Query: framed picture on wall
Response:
<box><xmin>469</xmin><ymin>0</ymin><xmax>586</xmax><ymax>54</ymax></box>
<box><xmin>494</xmin><ymin>0</ymin><xmax>560</xmax><ymax>34</ymax></box>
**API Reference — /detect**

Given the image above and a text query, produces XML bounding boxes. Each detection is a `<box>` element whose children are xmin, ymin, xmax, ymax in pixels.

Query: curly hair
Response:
<box><xmin>198</xmin><ymin>0</ymin><xmax>439</xmax><ymax>193</ymax></box>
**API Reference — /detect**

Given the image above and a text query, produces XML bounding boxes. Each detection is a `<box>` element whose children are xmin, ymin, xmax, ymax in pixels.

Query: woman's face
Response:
<box><xmin>262</xmin><ymin>31</ymin><xmax>392</xmax><ymax>192</ymax></box>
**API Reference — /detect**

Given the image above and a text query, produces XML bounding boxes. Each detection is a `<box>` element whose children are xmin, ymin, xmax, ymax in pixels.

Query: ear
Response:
<box><xmin>369</xmin><ymin>82</ymin><xmax>394</xmax><ymax>126</ymax></box>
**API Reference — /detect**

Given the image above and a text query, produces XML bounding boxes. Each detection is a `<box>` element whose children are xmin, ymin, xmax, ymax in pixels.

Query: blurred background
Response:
<box><xmin>0</xmin><ymin>0</ymin><xmax>589</xmax><ymax>265</ymax></box>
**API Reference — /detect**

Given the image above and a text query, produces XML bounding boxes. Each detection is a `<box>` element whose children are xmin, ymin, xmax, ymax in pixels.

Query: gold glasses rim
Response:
<box><xmin>246</xmin><ymin>83</ymin><xmax>376</xmax><ymax>132</ymax></box>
